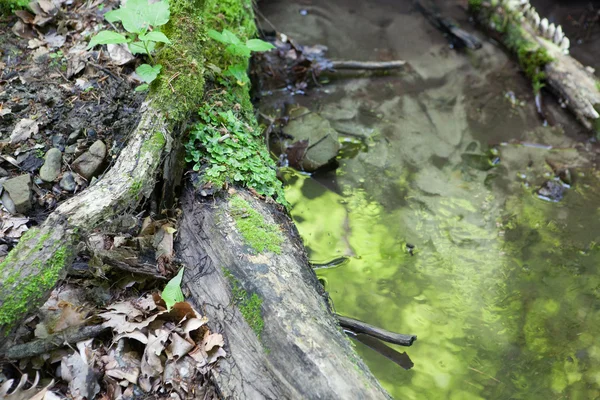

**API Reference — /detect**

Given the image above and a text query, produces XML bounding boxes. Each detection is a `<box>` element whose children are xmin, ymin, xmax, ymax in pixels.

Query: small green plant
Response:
<box><xmin>49</xmin><ymin>50</ymin><xmax>65</xmax><ymax>68</ymax></box>
<box><xmin>87</xmin><ymin>0</ymin><xmax>171</xmax><ymax>91</ymax></box>
<box><xmin>161</xmin><ymin>267</ymin><xmax>184</xmax><ymax>310</ymax></box>
<box><xmin>207</xmin><ymin>29</ymin><xmax>274</xmax><ymax>85</ymax></box>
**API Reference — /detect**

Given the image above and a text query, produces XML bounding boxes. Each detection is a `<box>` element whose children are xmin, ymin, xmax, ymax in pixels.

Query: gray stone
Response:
<box><xmin>39</xmin><ymin>148</ymin><xmax>62</xmax><ymax>182</ymax></box>
<box><xmin>67</xmin><ymin>129</ymin><xmax>81</xmax><ymax>144</ymax></box>
<box><xmin>0</xmin><ymin>167</ymin><xmax>8</xmax><ymax>177</ymax></box>
<box><xmin>59</xmin><ymin>172</ymin><xmax>76</xmax><ymax>192</ymax></box>
<box><xmin>65</xmin><ymin>144</ymin><xmax>78</xmax><ymax>154</ymax></box>
<box><xmin>71</xmin><ymin>140</ymin><xmax>106</xmax><ymax>180</ymax></box>
<box><xmin>52</xmin><ymin>134</ymin><xmax>66</xmax><ymax>151</ymax></box>
<box><xmin>1</xmin><ymin>191</ymin><xmax>17</xmax><ymax>214</ymax></box>
<box><xmin>282</xmin><ymin>108</ymin><xmax>340</xmax><ymax>172</ymax></box>
<box><xmin>2</xmin><ymin>174</ymin><xmax>32</xmax><ymax>214</ymax></box>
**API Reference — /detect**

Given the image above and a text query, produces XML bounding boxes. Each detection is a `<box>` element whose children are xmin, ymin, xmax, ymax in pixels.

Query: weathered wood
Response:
<box><xmin>0</xmin><ymin>325</ymin><xmax>108</xmax><ymax>360</ymax></box>
<box><xmin>177</xmin><ymin>186</ymin><xmax>390</xmax><ymax>399</ymax></box>
<box><xmin>337</xmin><ymin>314</ymin><xmax>417</xmax><ymax>346</ymax></box>
<box><xmin>471</xmin><ymin>2</ymin><xmax>600</xmax><ymax>132</ymax></box>
<box><xmin>0</xmin><ymin>101</ymin><xmax>169</xmax><ymax>338</ymax></box>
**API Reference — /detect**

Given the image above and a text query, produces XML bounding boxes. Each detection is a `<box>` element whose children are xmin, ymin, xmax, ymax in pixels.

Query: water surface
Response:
<box><xmin>257</xmin><ymin>1</ymin><xmax>600</xmax><ymax>398</ymax></box>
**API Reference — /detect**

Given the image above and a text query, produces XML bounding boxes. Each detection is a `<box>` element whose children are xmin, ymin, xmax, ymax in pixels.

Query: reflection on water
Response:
<box><xmin>258</xmin><ymin>0</ymin><xmax>600</xmax><ymax>398</ymax></box>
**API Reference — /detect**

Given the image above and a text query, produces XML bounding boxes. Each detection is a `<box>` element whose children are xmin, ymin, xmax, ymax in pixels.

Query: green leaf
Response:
<box><xmin>222</xmin><ymin>29</ymin><xmax>241</xmax><ymax>45</ymax></box>
<box><xmin>144</xmin><ymin>0</ymin><xmax>170</xmax><ymax>27</ymax></box>
<box><xmin>136</xmin><ymin>63</ymin><xmax>162</xmax><ymax>83</ymax></box>
<box><xmin>245</xmin><ymin>39</ymin><xmax>275</xmax><ymax>52</ymax></box>
<box><xmin>226</xmin><ymin>64</ymin><xmax>248</xmax><ymax>85</ymax></box>
<box><xmin>139</xmin><ymin>31</ymin><xmax>171</xmax><ymax>44</ymax></box>
<box><xmin>87</xmin><ymin>31</ymin><xmax>128</xmax><ymax>49</ymax></box>
<box><xmin>104</xmin><ymin>9</ymin><xmax>127</xmax><ymax>24</ymax></box>
<box><xmin>128</xmin><ymin>40</ymin><xmax>155</xmax><ymax>55</ymax></box>
<box><xmin>227</xmin><ymin>44</ymin><xmax>251</xmax><ymax>57</ymax></box>
<box><xmin>135</xmin><ymin>83</ymin><xmax>149</xmax><ymax>92</ymax></box>
<box><xmin>161</xmin><ymin>267</ymin><xmax>185</xmax><ymax>310</ymax></box>
<box><xmin>207</xmin><ymin>29</ymin><xmax>226</xmax><ymax>43</ymax></box>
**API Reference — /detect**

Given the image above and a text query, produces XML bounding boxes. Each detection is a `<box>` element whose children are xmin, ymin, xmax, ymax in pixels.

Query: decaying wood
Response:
<box><xmin>330</xmin><ymin>60</ymin><xmax>407</xmax><ymax>70</ymax></box>
<box><xmin>0</xmin><ymin>101</ymin><xmax>169</xmax><ymax>338</ymax></box>
<box><xmin>337</xmin><ymin>314</ymin><xmax>417</xmax><ymax>346</ymax></box>
<box><xmin>0</xmin><ymin>325</ymin><xmax>108</xmax><ymax>361</ymax></box>
<box><xmin>177</xmin><ymin>187</ymin><xmax>390</xmax><ymax>399</ymax></box>
<box><xmin>473</xmin><ymin>3</ymin><xmax>600</xmax><ymax>132</ymax></box>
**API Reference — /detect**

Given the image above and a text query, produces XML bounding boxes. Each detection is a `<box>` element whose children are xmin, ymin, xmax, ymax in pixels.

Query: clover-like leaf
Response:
<box><xmin>136</xmin><ymin>63</ymin><xmax>162</xmax><ymax>83</ymax></box>
<box><xmin>162</xmin><ymin>267</ymin><xmax>185</xmax><ymax>310</ymax></box>
<box><xmin>139</xmin><ymin>31</ymin><xmax>171</xmax><ymax>44</ymax></box>
<box><xmin>87</xmin><ymin>31</ymin><xmax>128</xmax><ymax>49</ymax></box>
<box><xmin>144</xmin><ymin>0</ymin><xmax>170</xmax><ymax>27</ymax></box>
<box><xmin>245</xmin><ymin>39</ymin><xmax>275</xmax><ymax>52</ymax></box>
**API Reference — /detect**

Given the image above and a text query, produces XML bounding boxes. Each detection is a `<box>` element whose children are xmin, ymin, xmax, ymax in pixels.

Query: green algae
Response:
<box><xmin>229</xmin><ymin>195</ymin><xmax>283</xmax><ymax>254</ymax></box>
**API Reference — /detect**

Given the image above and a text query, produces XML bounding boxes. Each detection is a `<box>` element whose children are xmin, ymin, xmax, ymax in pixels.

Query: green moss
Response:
<box><xmin>0</xmin><ymin>0</ymin><xmax>28</xmax><ymax>14</ymax></box>
<box><xmin>229</xmin><ymin>195</ymin><xmax>283</xmax><ymax>254</ymax></box>
<box><xmin>223</xmin><ymin>268</ymin><xmax>265</xmax><ymax>337</ymax></box>
<box><xmin>0</xmin><ymin>244</ymin><xmax>70</xmax><ymax>329</ymax></box>
<box><xmin>141</xmin><ymin>131</ymin><xmax>166</xmax><ymax>155</ymax></box>
<box><xmin>468</xmin><ymin>0</ymin><xmax>482</xmax><ymax>12</ymax></box>
<box><xmin>596</xmin><ymin>81</ymin><xmax>600</xmax><ymax>93</ymax></box>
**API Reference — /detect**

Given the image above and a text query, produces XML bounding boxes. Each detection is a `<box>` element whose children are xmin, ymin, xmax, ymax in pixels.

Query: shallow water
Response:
<box><xmin>257</xmin><ymin>0</ymin><xmax>600</xmax><ymax>398</ymax></box>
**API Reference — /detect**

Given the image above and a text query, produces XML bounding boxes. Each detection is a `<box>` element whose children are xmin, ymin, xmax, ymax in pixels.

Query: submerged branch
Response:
<box><xmin>336</xmin><ymin>314</ymin><xmax>417</xmax><ymax>346</ymax></box>
<box><xmin>330</xmin><ymin>60</ymin><xmax>407</xmax><ymax>70</ymax></box>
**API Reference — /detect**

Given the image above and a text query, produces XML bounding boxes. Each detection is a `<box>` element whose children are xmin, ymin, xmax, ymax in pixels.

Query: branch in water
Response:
<box><xmin>329</xmin><ymin>60</ymin><xmax>407</xmax><ymax>70</ymax></box>
<box><xmin>335</xmin><ymin>314</ymin><xmax>417</xmax><ymax>346</ymax></box>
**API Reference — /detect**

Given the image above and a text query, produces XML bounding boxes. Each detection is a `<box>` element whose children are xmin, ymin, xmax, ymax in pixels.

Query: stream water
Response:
<box><xmin>256</xmin><ymin>0</ymin><xmax>600</xmax><ymax>398</ymax></box>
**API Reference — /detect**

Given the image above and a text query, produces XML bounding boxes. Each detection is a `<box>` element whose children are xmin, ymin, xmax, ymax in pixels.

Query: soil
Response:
<box><xmin>0</xmin><ymin>1</ymin><xmax>143</xmax><ymax>231</ymax></box>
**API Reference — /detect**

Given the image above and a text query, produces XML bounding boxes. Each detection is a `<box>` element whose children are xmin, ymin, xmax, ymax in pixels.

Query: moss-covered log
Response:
<box><xmin>470</xmin><ymin>0</ymin><xmax>600</xmax><ymax>132</ymax></box>
<box><xmin>177</xmin><ymin>188</ymin><xmax>390</xmax><ymax>399</ymax></box>
<box><xmin>0</xmin><ymin>103</ymin><xmax>169</xmax><ymax>337</ymax></box>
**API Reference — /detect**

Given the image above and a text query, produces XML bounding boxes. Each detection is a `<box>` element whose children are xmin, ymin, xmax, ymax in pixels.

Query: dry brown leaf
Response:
<box><xmin>11</xmin><ymin>20</ymin><xmax>36</xmax><ymax>39</ymax></box>
<box><xmin>206</xmin><ymin>347</ymin><xmax>227</xmax><ymax>365</ymax></box>
<box><xmin>166</xmin><ymin>333</ymin><xmax>194</xmax><ymax>360</ymax></box>
<box><xmin>103</xmin><ymin>349</ymin><xmax>141</xmax><ymax>385</ymax></box>
<box><xmin>113</xmin><ymin>329</ymin><xmax>149</xmax><ymax>345</ymax></box>
<box><xmin>60</xmin><ymin>340</ymin><xmax>100</xmax><ymax>400</ymax></box>
<box><xmin>52</xmin><ymin>303</ymin><xmax>85</xmax><ymax>333</ymax></box>
<box><xmin>140</xmin><ymin>327</ymin><xmax>170</xmax><ymax>380</ymax></box>
<box><xmin>104</xmin><ymin>301</ymin><xmax>145</xmax><ymax>319</ymax></box>
<box><xmin>134</xmin><ymin>293</ymin><xmax>158</xmax><ymax>313</ymax></box>
<box><xmin>100</xmin><ymin>311</ymin><xmax>160</xmax><ymax>334</ymax></box>
<box><xmin>14</xmin><ymin>10</ymin><xmax>35</xmax><ymax>23</ymax></box>
<box><xmin>203</xmin><ymin>333</ymin><xmax>224</xmax><ymax>353</ymax></box>
<box><xmin>10</xmin><ymin>118</ymin><xmax>39</xmax><ymax>144</ymax></box>
<box><xmin>107</xmin><ymin>44</ymin><xmax>135</xmax><ymax>65</ymax></box>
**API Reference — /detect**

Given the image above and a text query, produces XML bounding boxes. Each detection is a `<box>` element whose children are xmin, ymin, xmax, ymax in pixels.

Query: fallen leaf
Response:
<box><xmin>10</xmin><ymin>118</ymin><xmax>39</xmax><ymax>144</ymax></box>
<box><xmin>14</xmin><ymin>10</ymin><xmax>35</xmax><ymax>24</ymax></box>
<box><xmin>100</xmin><ymin>311</ymin><xmax>160</xmax><ymax>334</ymax></box>
<box><xmin>140</xmin><ymin>327</ymin><xmax>170</xmax><ymax>379</ymax></box>
<box><xmin>113</xmin><ymin>329</ymin><xmax>149</xmax><ymax>345</ymax></box>
<box><xmin>51</xmin><ymin>303</ymin><xmax>85</xmax><ymax>333</ymax></box>
<box><xmin>166</xmin><ymin>333</ymin><xmax>194</xmax><ymax>360</ymax></box>
<box><xmin>0</xmin><ymin>372</ymin><xmax>55</xmax><ymax>400</ymax></box>
<box><xmin>107</xmin><ymin>43</ymin><xmax>135</xmax><ymax>65</ymax></box>
<box><xmin>203</xmin><ymin>333</ymin><xmax>224</xmax><ymax>353</ymax></box>
<box><xmin>44</xmin><ymin>33</ymin><xmax>66</xmax><ymax>48</ymax></box>
<box><xmin>0</xmin><ymin>106</ymin><xmax>12</xmax><ymax>116</ymax></box>
<box><xmin>103</xmin><ymin>349</ymin><xmax>141</xmax><ymax>385</ymax></box>
<box><xmin>206</xmin><ymin>346</ymin><xmax>226</xmax><ymax>364</ymax></box>
<box><xmin>11</xmin><ymin>20</ymin><xmax>36</xmax><ymax>39</ymax></box>
<box><xmin>60</xmin><ymin>342</ymin><xmax>100</xmax><ymax>400</ymax></box>
<box><xmin>28</xmin><ymin>38</ymin><xmax>46</xmax><ymax>49</ymax></box>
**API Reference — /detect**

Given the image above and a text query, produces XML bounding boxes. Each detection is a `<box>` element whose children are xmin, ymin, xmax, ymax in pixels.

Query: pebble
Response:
<box><xmin>59</xmin><ymin>172</ymin><xmax>76</xmax><ymax>192</ymax></box>
<box><xmin>0</xmin><ymin>167</ymin><xmax>8</xmax><ymax>177</ymax></box>
<box><xmin>71</xmin><ymin>140</ymin><xmax>106</xmax><ymax>179</ymax></box>
<box><xmin>39</xmin><ymin>148</ymin><xmax>62</xmax><ymax>182</ymax></box>
<box><xmin>67</xmin><ymin>129</ymin><xmax>81</xmax><ymax>145</ymax></box>
<box><xmin>52</xmin><ymin>134</ymin><xmax>66</xmax><ymax>152</ymax></box>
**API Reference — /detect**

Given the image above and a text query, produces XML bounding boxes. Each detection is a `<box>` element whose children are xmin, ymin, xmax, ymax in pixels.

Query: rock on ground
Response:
<box><xmin>71</xmin><ymin>140</ymin><xmax>107</xmax><ymax>180</ymax></box>
<box><xmin>59</xmin><ymin>172</ymin><xmax>76</xmax><ymax>192</ymax></box>
<box><xmin>39</xmin><ymin>148</ymin><xmax>62</xmax><ymax>182</ymax></box>
<box><xmin>2</xmin><ymin>174</ymin><xmax>32</xmax><ymax>214</ymax></box>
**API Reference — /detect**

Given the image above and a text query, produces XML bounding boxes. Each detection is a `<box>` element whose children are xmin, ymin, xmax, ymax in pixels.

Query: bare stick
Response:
<box><xmin>336</xmin><ymin>314</ymin><xmax>417</xmax><ymax>346</ymax></box>
<box><xmin>330</xmin><ymin>60</ymin><xmax>406</xmax><ymax>70</ymax></box>
<box><xmin>0</xmin><ymin>325</ymin><xmax>108</xmax><ymax>360</ymax></box>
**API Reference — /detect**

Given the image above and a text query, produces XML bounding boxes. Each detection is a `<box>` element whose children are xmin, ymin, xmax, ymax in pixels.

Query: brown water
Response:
<box><xmin>256</xmin><ymin>0</ymin><xmax>600</xmax><ymax>398</ymax></box>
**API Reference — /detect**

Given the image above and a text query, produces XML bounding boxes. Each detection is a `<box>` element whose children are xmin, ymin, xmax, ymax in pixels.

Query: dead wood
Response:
<box><xmin>337</xmin><ymin>314</ymin><xmax>417</xmax><ymax>346</ymax></box>
<box><xmin>0</xmin><ymin>101</ymin><xmax>170</xmax><ymax>338</ymax></box>
<box><xmin>330</xmin><ymin>60</ymin><xmax>407</xmax><ymax>70</ymax></box>
<box><xmin>177</xmin><ymin>186</ymin><xmax>390</xmax><ymax>399</ymax></box>
<box><xmin>0</xmin><ymin>325</ymin><xmax>108</xmax><ymax>360</ymax></box>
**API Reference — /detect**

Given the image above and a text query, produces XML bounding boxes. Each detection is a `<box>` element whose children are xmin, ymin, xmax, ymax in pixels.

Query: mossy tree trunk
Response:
<box><xmin>177</xmin><ymin>187</ymin><xmax>390</xmax><ymax>399</ymax></box>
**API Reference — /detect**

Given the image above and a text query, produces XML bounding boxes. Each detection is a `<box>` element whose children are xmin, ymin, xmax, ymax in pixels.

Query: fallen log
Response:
<box><xmin>177</xmin><ymin>187</ymin><xmax>390</xmax><ymax>399</ymax></box>
<box><xmin>469</xmin><ymin>0</ymin><xmax>600</xmax><ymax>133</ymax></box>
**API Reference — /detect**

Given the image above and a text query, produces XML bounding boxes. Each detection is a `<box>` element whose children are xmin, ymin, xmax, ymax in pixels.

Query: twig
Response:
<box><xmin>329</xmin><ymin>60</ymin><xmax>406</xmax><ymax>70</ymax></box>
<box><xmin>0</xmin><ymin>325</ymin><xmax>108</xmax><ymax>360</ymax></box>
<box><xmin>335</xmin><ymin>314</ymin><xmax>416</xmax><ymax>346</ymax></box>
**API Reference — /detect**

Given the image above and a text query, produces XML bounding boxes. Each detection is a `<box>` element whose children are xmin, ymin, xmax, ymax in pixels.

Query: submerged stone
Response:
<box><xmin>282</xmin><ymin>107</ymin><xmax>340</xmax><ymax>172</ymax></box>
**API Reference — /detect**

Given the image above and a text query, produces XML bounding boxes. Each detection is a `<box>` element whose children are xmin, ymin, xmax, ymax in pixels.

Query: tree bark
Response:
<box><xmin>177</xmin><ymin>186</ymin><xmax>390</xmax><ymax>399</ymax></box>
<box><xmin>0</xmin><ymin>101</ymin><xmax>170</xmax><ymax>338</ymax></box>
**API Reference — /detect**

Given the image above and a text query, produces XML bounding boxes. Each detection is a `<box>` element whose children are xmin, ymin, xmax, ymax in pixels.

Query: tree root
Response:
<box><xmin>336</xmin><ymin>314</ymin><xmax>417</xmax><ymax>346</ymax></box>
